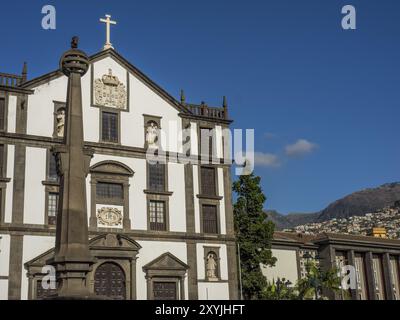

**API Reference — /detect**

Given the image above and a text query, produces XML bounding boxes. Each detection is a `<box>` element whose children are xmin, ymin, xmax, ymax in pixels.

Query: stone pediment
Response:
<box><xmin>142</xmin><ymin>252</ymin><xmax>189</xmax><ymax>271</ymax></box>
<box><xmin>90</xmin><ymin>233</ymin><xmax>141</xmax><ymax>251</ymax></box>
<box><xmin>90</xmin><ymin>160</ymin><xmax>134</xmax><ymax>176</ymax></box>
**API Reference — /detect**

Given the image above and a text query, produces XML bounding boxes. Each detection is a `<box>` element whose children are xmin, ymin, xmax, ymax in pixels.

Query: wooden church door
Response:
<box><xmin>94</xmin><ymin>262</ymin><xmax>126</xmax><ymax>300</ymax></box>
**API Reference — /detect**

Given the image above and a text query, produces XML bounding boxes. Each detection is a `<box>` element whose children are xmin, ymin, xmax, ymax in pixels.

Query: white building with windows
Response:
<box><xmin>0</xmin><ymin>38</ymin><xmax>238</xmax><ymax>300</ymax></box>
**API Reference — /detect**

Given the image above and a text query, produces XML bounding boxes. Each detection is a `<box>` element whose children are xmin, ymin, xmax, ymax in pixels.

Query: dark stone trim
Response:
<box><xmin>226</xmin><ymin>242</ymin><xmax>239</xmax><ymax>299</ymax></box>
<box><xmin>0</xmin><ymin>91</ymin><xmax>9</xmax><ymax>132</ymax></box>
<box><xmin>382</xmin><ymin>253</ymin><xmax>395</xmax><ymax>300</ymax></box>
<box><xmin>0</xmin><ymin>224</ymin><xmax>236</xmax><ymax>243</ymax></box>
<box><xmin>184</xmin><ymin>164</ymin><xmax>195</xmax><ymax>233</ymax></box>
<box><xmin>143</xmin><ymin>190</ymin><xmax>173</xmax><ymax>196</ymax></box>
<box><xmin>196</xmin><ymin>194</ymin><xmax>223</xmax><ymax>201</ymax></box>
<box><xmin>186</xmin><ymin>240</ymin><xmax>198</xmax><ymax>299</ymax></box>
<box><xmin>8</xmin><ymin>234</ymin><xmax>23</xmax><ymax>299</ymax></box>
<box><xmin>0</xmin><ymin>86</ymin><xmax>33</xmax><ymax>95</ymax></box>
<box><xmin>365</xmin><ymin>251</ymin><xmax>377</xmax><ymax>300</ymax></box>
<box><xmin>0</xmin><ymin>276</ymin><xmax>8</xmax><ymax>280</ymax></box>
<box><xmin>90</xmin><ymin>168</ymin><xmax>131</xmax><ymax>230</ymax></box>
<box><xmin>223</xmin><ymin>167</ymin><xmax>235</xmax><ymax>236</ymax></box>
<box><xmin>11</xmin><ymin>145</ymin><xmax>26</xmax><ymax>224</ymax></box>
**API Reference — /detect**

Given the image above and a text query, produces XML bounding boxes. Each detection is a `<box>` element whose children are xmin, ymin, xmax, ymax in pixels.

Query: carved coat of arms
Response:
<box><xmin>97</xmin><ymin>207</ymin><xmax>123</xmax><ymax>227</ymax></box>
<box><xmin>94</xmin><ymin>68</ymin><xmax>127</xmax><ymax>109</ymax></box>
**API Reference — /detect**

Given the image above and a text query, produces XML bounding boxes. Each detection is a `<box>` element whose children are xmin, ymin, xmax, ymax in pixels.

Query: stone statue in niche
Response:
<box><xmin>146</xmin><ymin>121</ymin><xmax>159</xmax><ymax>149</ymax></box>
<box><xmin>56</xmin><ymin>108</ymin><xmax>65</xmax><ymax>137</ymax></box>
<box><xmin>94</xmin><ymin>68</ymin><xmax>127</xmax><ymax>109</ymax></box>
<box><xmin>206</xmin><ymin>252</ymin><xmax>218</xmax><ymax>280</ymax></box>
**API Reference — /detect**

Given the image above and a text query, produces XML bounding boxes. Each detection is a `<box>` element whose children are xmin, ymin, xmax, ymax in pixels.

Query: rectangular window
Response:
<box><xmin>47</xmin><ymin>193</ymin><xmax>59</xmax><ymax>225</ymax></box>
<box><xmin>0</xmin><ymin>144</ymin><xmax>4</xmax><ymax>177</ymax></box>
<box><xmin>200</xmin><ymin>127</ymin><xmax>213</xmax><ymax>159</ymax></box>
<box><xmin>102</xmin><ymin>112</ymin><xmax>118</xmax><ymax>143</ymax></box>
<box><xmin>149</xmin><ymin>163</ymin><xmax>165</xmax><ymax>191</ymax></box>
<box><xmin>200</xmin><ymin>166</ymin><xmax>216</xmax><ymax>196</ymax></box>
<box><xmin>0</xmin><ymin>98</ymin><xmax>5</xmax><ymax>131</ymax></box>
<box><xmin>96</xmin><ymin>182</ymin><xmax>123</xmax><ymax>199</ymax></box>
<box><xmin>202</xmin><ymin>204</ymin><xmax>218</xmax><ymax>234</ymax></box>
<box><xmin>48</xmin><ymin>153</ymin><xmax>58</xmax><ymax>182</ymax></box>
<box><xmin>149</xmin><ymin>200</ymin><xmax>166</xmax><ymax>231</ymax></box>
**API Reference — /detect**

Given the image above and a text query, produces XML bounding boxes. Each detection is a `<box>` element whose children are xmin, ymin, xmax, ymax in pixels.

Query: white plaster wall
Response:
<box><xmin>7</xmin><ymin>95</ymin><xmax>17</xmax><ymax>134</ymax></box>
<box><xmin>190</xmin><ymin>122</ymin><xmax>198</xmax><ymax>156</ymax></box>
<box><xmin>218</xmin><ymin>168</ymin><xmax>226</xmax><ymax>235</ymax></box>
<box><xmin>198</xmin><ymin>282</ymin><xmax>229</xmax><ymax>300</ymax></box>
<box><xmin>196</xmin><ymin>243</ymin><xmax>228</xmax><ymax>281</ymax></box>
<box><xmin>135</xmin><ymin>241</ymin><xmax>187</xmax><ymax>300</ymax></box>
<box><xmin>126</xmin><ymin>70</ymin><xmax>182</xmax><ymax>152</ymax></box>
<box><xmin>81</xmin><ymin>65</ymin><xmax>99</xmax><ymax>142</ymax></box>
<box><xmin>23</xmin><ymin>147</ymin><xmax>46</xmax><ymax>225</ymax></box>
<box><xmin>89</xmin><ymin>154</ymin><xmax>147</xmax><ymax>230</ymax></box>
<box><xmin>0</xmin><ymin>279</ymin><xmax>8</xmax><ymax>300</ymax></box>
<box><xmin>0</xmin><ymin>234</ymin><xmax>10</xmax><ymax>276</ymax></box>
<box><xmin>27</xmin><ymin>76</ymin><xmax>67</xmax><ymax>137</ymax></box>
<box><xmin>4</xmin><ymin>145</ymin><xmax>14</xmax><ymax>223</ymax></box>
<box><xmin>168</xmin><ymin>163</ymin><xmax>186</xmax><ymax>232</ymax></box>
<box><xmin>261</xmin><ymin>248</ymin><xmax>299</xmax><ymax>285</ymax></box>
<box><xmin>193</xmin><ymin>165</ymin><xmax>200</xmax><ymax>233</ymax></box>
<box><xmin>21</xmin><ymin>235</ymin><xmax>55</xmax><ymax>300</ymax></box>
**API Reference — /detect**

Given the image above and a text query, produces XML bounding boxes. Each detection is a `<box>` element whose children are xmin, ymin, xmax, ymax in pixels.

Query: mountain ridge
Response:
<box><xmin>267</xmin><ymin>182</ymin><xmax>400</xmax><ymax>230</ymax></box>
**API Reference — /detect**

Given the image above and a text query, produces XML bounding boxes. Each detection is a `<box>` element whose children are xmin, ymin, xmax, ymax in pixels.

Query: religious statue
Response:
<box><xmin>56</xmin><ymin>108</ymin><xmax>65</xmax><ymax>137</ymax></box>
<box><xmin>146</xmin><ymin>121</ymin><xmax>159</xmax><ymax>149</ymax></box>
<box><xmin>206</xmin><ymin>252</ymin><xmax>218</xmax><ymax>280</ymax></box>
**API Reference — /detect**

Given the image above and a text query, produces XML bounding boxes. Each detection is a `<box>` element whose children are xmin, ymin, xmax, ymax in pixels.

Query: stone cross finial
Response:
<box><xmin>100</xmin><ymin>14</ymin><xmax>117</xmax><ymax>50</ymax></box>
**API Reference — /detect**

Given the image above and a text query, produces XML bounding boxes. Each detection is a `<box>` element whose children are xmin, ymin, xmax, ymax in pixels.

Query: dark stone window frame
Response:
<box><xmin>197</xmin><ymin>124</ymin><xmax>218</xmax><ymax>164</ymax></box>
<box><xmin>0</xmin><ymin>92</ymin><xmax>9</xmax><ymax>132</ymax></box>
<box><xmin>197</xmin><ymin>165</ymin><xmax>223</xmax><ymax>201</ymax></box>
<box><xmin>89</xmin><ymin>161</ymin><xmax>134</xmax><ymax>230</ymax></box>
<box><xmin>43</xmin><ymin>184</ymin><xmax>60</xmax><ymax>227</ymax></box>
<box><xmin>142</xmin><ymin>252</ymin><xmax>189</xmax><ymax>300</ymax></box>
<box><xmin>146</xmin><ymin>194</ymin><xmax>170</xmax><ymax>232</ymax></box>
<box><xmin>100</xmin><ymin>110</ymin><xmax>121</xmax><ymax>144</ymax></box>
<box><xmin>143</xmin><ymin>114</ymin><xmax>162</xmax><ymax>150</ymax></box>
<box><xmin>203</xmin><ymin>246</ymin><xmax>222</xmax><ymax>282</ymax></box>
<box><xmin>144</xmin><ymin>161</ymin><xmax>173</xmax><ymax>196</ymax></box>
<box><xmin>199</xmin><ymin>199</ymin><xmax>221</xmax><ymax>235</ymax></box>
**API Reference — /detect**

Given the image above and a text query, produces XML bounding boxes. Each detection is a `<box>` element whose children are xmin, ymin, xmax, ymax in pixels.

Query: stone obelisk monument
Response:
<box><xmin>47</xmin><ymin>37</ymin><xmax>95</xmax><ymax>298</ymax></box>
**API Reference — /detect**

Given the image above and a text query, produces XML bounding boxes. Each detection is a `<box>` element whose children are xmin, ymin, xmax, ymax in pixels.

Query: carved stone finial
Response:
<box><xmin>71</xmin><ymin>36</ymin><xmax>79</xmax><ymax>49</ymax></box>
<box><xmin>21</xmin><ymin>62</ymin><xmax>28</xmax><ymax>83</ymax></box>
<box><xmin>180</xmin><ymin>89</ymin><xmax>185</xmax><ymax>103</ymax></box>
<box><xmin>223</xmin><ymin>96</ymin><xmax>227</xmax><ymax>108</ymax></box>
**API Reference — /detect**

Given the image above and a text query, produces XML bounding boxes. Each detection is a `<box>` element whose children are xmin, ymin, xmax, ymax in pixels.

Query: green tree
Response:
<box><xmin>262</xmin><ymin>278</ymin><xmax>297</xmax><ymax>300</ymax></box>
<box><xmin>233</xmin><ymin>173</ymin><xmax>276</xmax><ymax>300</ymax></box>
<box><xmin>296</xmin><ymin>261</ymin><xmax>341</xmax><ymax>300</ymax></box>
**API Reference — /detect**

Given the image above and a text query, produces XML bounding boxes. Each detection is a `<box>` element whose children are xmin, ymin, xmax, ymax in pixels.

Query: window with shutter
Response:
<box><xmin>48</xmin><ymin>153</ymin><xmax>58</xmax><ymax>182</ymax></box>
<box><xmin>149</xmin><ymin>163</ymin><xmax>165</xmax><ymax>191</ymax></box>
<box><xmin>202</xmin><ymin>204</ymin><xmax>218</xmax><ymax>234</ymax></box>
<box><xmin>200</xmin><ymin>166</ymin><xmax>216</xmax><ymax>196</ymax></box>
<box><xmin>102</xmin><ymin>112</ymin><xmax>118</xmax><ymax>142</ymax></box>
<box><xmin>96</xmin><ymin>182</ymin><xmax>123</xmax><ymax>200</ymax></box>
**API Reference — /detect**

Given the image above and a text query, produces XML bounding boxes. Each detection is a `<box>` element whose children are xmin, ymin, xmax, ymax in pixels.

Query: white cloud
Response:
<box><xmin>253</xmin><ymin>152</ymin><xmax>281</xmax><ymax>167</ymax></box>
<box><xmin>285</xmin><ymin>139</ymin><xmax>317</xmax><ymax>157</ymax></box>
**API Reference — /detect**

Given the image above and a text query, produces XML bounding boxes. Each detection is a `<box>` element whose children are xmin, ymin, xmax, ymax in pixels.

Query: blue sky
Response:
<box><xmin>1</xmin><ymin>0</ymin><xmax>400</xmax><ymax>213</ymax></box>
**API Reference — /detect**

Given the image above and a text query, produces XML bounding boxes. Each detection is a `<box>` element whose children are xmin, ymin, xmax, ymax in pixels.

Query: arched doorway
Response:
<box><xmin>94</xmin><ymin>262</ymin><xmax>126</xmax><ymax>300</ymax></box>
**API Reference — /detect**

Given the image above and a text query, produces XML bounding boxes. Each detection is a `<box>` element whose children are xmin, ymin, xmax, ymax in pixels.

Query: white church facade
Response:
<box><xmin>0</xmin><ymin>40</ymin><xmax>238</xmax><ymax>299</ymax></box>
